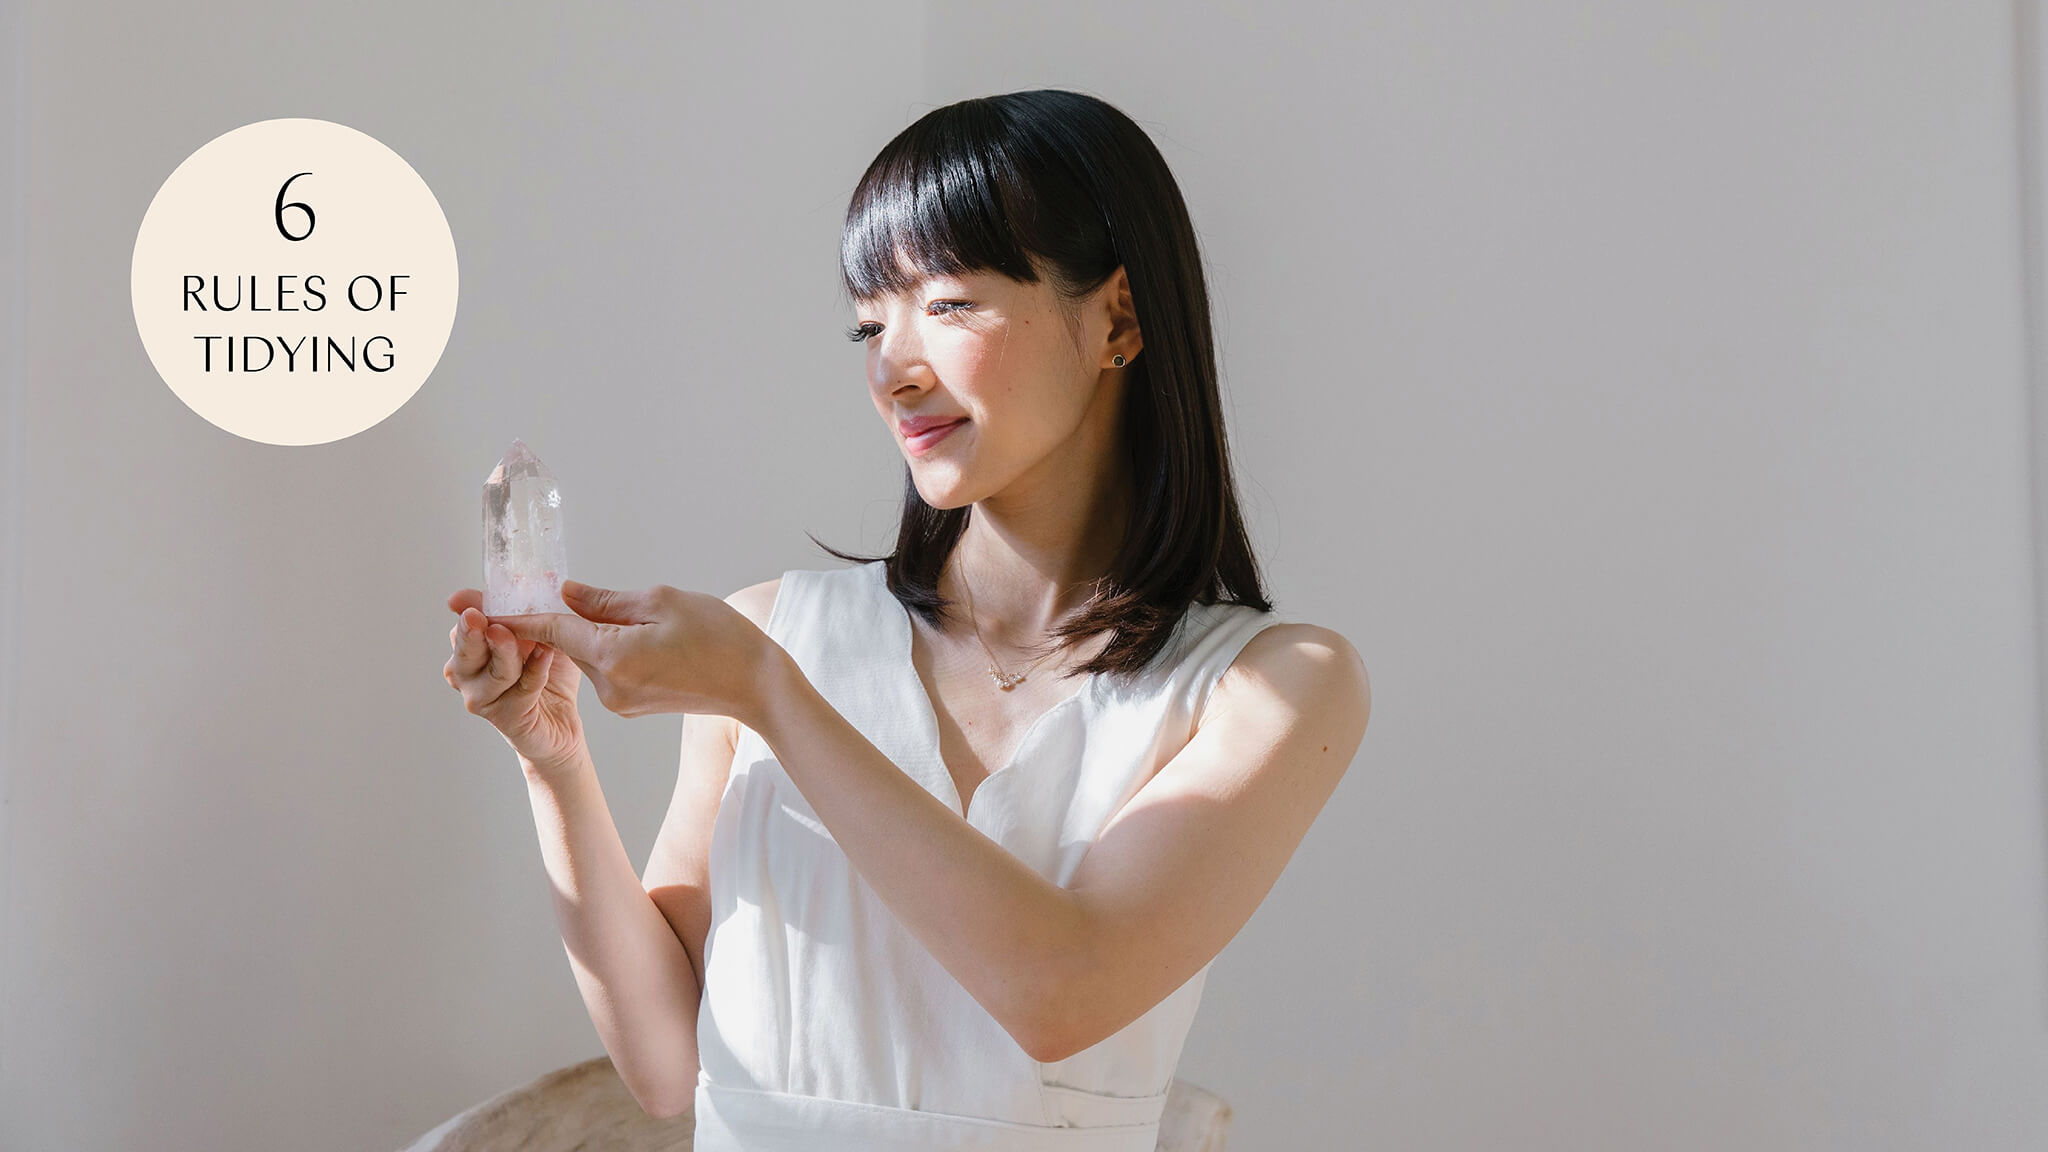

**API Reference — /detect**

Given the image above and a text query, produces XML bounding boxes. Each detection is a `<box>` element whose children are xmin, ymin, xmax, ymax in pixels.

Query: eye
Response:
<box><xmin>842</xmin><ymin>301</ymin><xmax>971</xmax><ymax>344</ymax></box>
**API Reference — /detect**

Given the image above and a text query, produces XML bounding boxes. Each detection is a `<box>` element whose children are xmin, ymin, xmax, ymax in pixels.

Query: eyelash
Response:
<box><xmin>844</xmin><ymin>300</ymin><xmax>971</xmax><ymax>343</ymax></box>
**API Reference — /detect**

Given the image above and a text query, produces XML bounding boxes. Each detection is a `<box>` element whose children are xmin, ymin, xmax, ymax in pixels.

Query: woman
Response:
<box><xmin>444</xmin><ymin>89</ymin><xmax>1370</xmax><ymax>1150</ymax></box>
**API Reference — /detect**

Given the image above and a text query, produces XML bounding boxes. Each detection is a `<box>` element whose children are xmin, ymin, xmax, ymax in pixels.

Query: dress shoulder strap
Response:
<box><xmin>1156</xmin><ymin>600</ymin><xmax>1292</xmax><ymax>727</ymax></box>
<box><xmin>761</xmin><ymin>562</ymin><xmax>887</xmax><ymax>660</ymax></box>
<box><xmin>755</xmin><ymin>562</ymin><xmax>934</xmax><ymax>769</ymax></box>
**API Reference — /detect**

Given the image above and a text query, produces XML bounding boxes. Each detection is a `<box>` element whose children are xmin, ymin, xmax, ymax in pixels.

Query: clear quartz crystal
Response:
<box><xmin>482</xmin><ymin>439</ymin><xmax>570</xmax><ymax>616</ymax></box>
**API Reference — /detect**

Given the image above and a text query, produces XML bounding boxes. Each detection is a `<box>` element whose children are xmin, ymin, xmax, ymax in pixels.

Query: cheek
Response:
<box><xmin>953</xmin><ymin>334</ymin><xmax>1013</xmax><ymax>381</ymax></box>
<box><xmin>965</xmin><ymin>321</ymin><xmax>1058</xmax><ymax>390</ymax></box>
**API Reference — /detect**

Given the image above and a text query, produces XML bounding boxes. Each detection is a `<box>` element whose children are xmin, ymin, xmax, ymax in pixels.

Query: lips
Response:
<box><xmin>897</xmin><ymin>414</ymin><xmax>968</xmax><ymax>438</ymax></box>
<box><xmin>901</xmin><ymin>416</ymin><xmax>968</xmax><ymax>455</ymax></box>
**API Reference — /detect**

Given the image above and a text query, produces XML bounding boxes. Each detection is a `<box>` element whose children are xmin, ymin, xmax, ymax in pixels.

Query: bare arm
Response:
<box><xmin>522</xmin><ymin>749</ymin><xmax>705</xmax><ymax>1118</ymax></box>
<box><xmin>523</xmin><ymin>579</ymin><xmax>772</xmax><ymax>1119</ymax></box>
<box><xmin>1047</xmin><ymin>623</ymin><xmax>1369</xmax><ymax>1058</ymax></box>
<box><xmin>748</xmin><ymin>620</ymin><xmax>1369</xmax><ymax>1063</ymax></box>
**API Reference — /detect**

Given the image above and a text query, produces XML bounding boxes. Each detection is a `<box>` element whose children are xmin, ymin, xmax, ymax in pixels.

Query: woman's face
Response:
<box><xmin>850</xmin><ymin>264</ymin><xmax>1119</xmax><ymax>510</ymax></box>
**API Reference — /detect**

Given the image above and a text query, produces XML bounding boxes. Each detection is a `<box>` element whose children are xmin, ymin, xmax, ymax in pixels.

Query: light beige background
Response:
<box><xmin>5</xmin><ymin>2</ymin><xmax>2048</xmax><ymax>1150</ymax></box>
<box><xmin>130</xmin><ymin>117</ymin><xmax>459</xmax><ymax>445</ymax></box>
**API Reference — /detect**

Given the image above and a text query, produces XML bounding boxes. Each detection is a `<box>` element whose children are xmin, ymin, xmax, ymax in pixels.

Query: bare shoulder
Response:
<box><xmin>1199</xmin><ymin>620</ymin><xmax>1371</xmax><ymax>746</ymax></box>
<box><xmin>723</xmin><ymin>575</ymin><xmax>784</xmax><ymax>633</ymax></box>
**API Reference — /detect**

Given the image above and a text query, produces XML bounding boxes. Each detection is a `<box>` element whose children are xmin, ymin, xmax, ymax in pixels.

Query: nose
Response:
<box><xmin>870</xmin><ymin>324</ymin><xmax>934</xmax><ymax>399</ymax></box>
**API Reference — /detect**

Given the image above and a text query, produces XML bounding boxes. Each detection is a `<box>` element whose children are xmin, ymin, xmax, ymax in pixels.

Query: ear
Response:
<box><xmin>1100</xmin><ymin>265</ymin><xmax>1143</xmax><ymax>368</ymax></box>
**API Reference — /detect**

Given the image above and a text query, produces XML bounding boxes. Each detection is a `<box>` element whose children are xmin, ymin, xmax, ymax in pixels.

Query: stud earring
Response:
<box><xmin>1112</xmin><ymin>354</ymin><xmax>1127</xmax><ymax>367</ymax></box>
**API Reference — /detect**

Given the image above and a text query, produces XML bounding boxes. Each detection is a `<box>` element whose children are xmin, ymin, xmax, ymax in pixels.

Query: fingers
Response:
<box><xmin>515</xmin><ymin>644</ymin><xmax>553</xmax><ymax>695</ymax></box>
<box><xmin>561</xmin><ymin>580</ymin><xmax>653</xmax><ymax>624</ymax></box>
<box><xmin>445</xmin><ymin>589</ymin><xmax>595</xmax><ymax>721</ymax></box>
<box><xmin>450</xmin><ymin>609</ymin><xmax>529</xmax><ymax>681</ymax></box>
<box><xmin>495</xmin><ymin>609</ymin><xmax>602</xmax><ymax>666</ymax></box>
<box><xmin>449</xmin><ymin>609</ymin><xmax>489</xmax><ymax>676</ymax></box>
<box><xmin>484</xmin><ymin>621</ymin><xmax>519</xmax><ymax>682</ymax></box>
<box><xmin>445</xmin><ymin>615</ymin><xmax>554</xmax><ymax>716</ymax></box>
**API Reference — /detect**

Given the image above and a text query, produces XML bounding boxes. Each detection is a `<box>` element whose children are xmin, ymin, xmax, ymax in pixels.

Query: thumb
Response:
<box><xmin>562</xmin><ymin>580</ymin><xmax>648</xmax><ymax>624</ymax></box>
<box><xmin>494</xmin><ymin>607</ymin><xmax>601</xmax><ymax>666</ymax></box>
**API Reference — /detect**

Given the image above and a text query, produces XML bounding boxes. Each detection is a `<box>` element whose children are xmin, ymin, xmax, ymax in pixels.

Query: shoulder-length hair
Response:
<box><xmin>811</xmin><ymin>88</ymin><xmax>1272</xmax><ymax>681</ymax></box>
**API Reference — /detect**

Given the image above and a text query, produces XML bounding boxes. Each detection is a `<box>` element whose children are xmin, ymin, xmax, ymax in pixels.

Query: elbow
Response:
<box><xmin>1021</xmin><ymin>991</ymin><xmax>1098</xmax><ymax>1064</ymax></box>
<box><xmin>1017</xmin><ymin>1002</ymin><xmax>1073</xmax><ymax>1064</ymax></box>
<box><xmin>618</xmin><ymin>1057</ymin><xmax>698</xmax><ymax>1122</ymax></box>
<box><xmin>1022</xmin><ymin>1029</ymin><xmax>1079</xmax><ymax>1067</ymax></box>
<box><xmin>627</xmin><ymin>1071</ymin><xmax>696</xmax><ymax>1121</ymax></box>
<box><xmin>638</xmin><ymin>1094</ymin><xmax>692</xmax><ymax>1122</ymax></box>
<box><xmin>1019</xmin><ymin>889</ymin><xmax>1114</xmax><ymax>1057</ymax></box>
<box><xmin>1017</xmin><ymin>996</ymin><xmax>1066</xmax><ymax>1063</ymax></box>
<box><xmin>1016</xmin><ymin>927</ymin><xmax>1093</xmax><ymax>1065</ymax></box>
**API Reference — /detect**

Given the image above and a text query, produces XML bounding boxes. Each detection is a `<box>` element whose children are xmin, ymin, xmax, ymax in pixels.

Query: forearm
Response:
<box><xmin>749</xmin><ymin>652</ymin><xmax>1089</xmax><ymax>1060</ymax></box>
<box><xmin>521</xmin><ymin>745</ymin><xmax>702</xmax><ymax>1117</ymax></box>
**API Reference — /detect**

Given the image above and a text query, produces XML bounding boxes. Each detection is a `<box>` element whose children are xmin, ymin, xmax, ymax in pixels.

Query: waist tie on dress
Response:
<box><xmin>691</xmin><ymin>1080</ymin><xmax>1164</xmax><ymax>1152</ymax></box>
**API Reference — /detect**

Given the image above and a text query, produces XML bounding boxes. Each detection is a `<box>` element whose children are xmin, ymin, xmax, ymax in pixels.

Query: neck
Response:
<box><xmin>949</xmin><ymin>442</ymin><xmax>1131</xmax><ymax>648</ymax></box>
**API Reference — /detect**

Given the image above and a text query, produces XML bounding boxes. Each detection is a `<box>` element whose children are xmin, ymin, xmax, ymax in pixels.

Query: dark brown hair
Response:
<box><xmin>810</xmin><ymin>89</ymin><xmax>1272</xmax><ymax>680</ymax></box>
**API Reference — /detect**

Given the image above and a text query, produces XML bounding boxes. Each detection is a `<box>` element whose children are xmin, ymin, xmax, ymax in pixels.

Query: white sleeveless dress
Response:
<box><xmin>691</xmin><ymin>559</ymin><xmax>1288</xmax><ymax>1151</ymax></box>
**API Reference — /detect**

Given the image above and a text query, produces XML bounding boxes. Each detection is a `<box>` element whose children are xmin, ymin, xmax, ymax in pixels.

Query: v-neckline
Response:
<box><xmin>880</xmin><ymin>565</ymin><xmax>1105</xmax><ymax>822</ymax></box>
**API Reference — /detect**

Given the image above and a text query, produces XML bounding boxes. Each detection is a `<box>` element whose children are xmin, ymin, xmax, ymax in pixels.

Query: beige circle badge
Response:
<box><xmin>131</xmin><ymin>118</ymin><xmax>458</xmax><ymax>445</ymax></box>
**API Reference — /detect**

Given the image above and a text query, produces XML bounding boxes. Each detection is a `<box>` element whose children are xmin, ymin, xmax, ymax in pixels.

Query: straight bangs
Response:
<box><xmin>840</xmin><ymin>106</ymin><xmax>1056</xmax><ymax>303</ymax></box>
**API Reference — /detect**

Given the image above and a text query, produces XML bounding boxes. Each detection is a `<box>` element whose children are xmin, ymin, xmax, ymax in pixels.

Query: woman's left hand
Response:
<box><xmin>493</xmin><ymin>579</ymin><xmax>784</xmax><ymax>725</ymax></box>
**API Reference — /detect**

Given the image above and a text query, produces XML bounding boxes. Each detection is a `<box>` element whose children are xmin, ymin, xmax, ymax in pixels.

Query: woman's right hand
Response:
<box><xmin>444</xmin><ymin>588</ymin><xmax>587</xmax><ymax>772</ymax></box>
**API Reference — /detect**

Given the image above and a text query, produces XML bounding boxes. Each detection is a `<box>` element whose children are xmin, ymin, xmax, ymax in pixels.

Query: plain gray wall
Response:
<box><xmin>6</xmin><ymin>2</ymin><xmax>2048</xmax><ymax>1150</ymax></box>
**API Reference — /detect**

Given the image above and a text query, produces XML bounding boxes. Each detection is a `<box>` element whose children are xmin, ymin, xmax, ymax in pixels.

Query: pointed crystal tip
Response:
<box><xmin>486</xmin><ymin>439</ymin><xmax>556</xmax><ymax>484</ymax></box>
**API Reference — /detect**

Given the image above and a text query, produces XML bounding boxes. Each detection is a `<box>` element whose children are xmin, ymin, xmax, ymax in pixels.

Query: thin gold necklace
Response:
<box><xmin>955</xmin><ymin>551</ymin><xmax>1062</xmax><ymax>691</ymax></box>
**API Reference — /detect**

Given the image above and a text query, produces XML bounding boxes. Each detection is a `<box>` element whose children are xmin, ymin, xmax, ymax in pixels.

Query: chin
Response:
<box><xmin>909</xmin><ymin>469</ymin><xmax>976</xmax><ymax>511</ymax></box>
<box><xmin>914</xmin><ymin>486</ymin><xmax>975</xmax><ymax>512</ymax></box>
